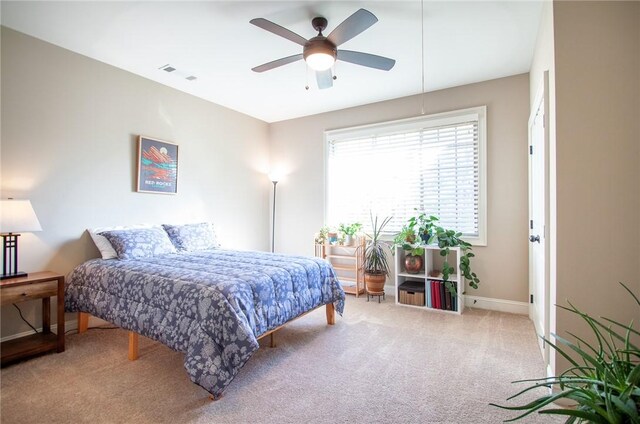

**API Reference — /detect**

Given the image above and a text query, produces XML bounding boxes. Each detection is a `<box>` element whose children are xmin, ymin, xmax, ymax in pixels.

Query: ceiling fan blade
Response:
<box><xmin>250</xmin><ymin>18</ymin><xmax>308</xmax><ymax>47</ymax></box>
<box><xmin>337</xmin><ymin>50</ymin><xmax>396</xmax><ymax>71</ymax></box>
<box><xmin>252</xmin><ymin>54</ymin><xmax>304</xmax><ymax>73</ymax></box>
<box><xmin>316</xmin><ymin>70</ymin><xmax>333</xmax><ymax>89</ymax></box>
<box><xmin>327</xmin><ymin>9</ymin><xmax>378</xmax><ymax>46</ymax></box>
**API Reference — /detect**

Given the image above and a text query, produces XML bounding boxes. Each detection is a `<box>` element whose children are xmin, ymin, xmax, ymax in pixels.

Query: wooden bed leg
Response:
<box><xmin>326</xmin><ymin>303</ymin><xmax>335</xmax><ymax>325</ymax></box>
<box><xmin>77</xmin><ymin>312</ymin><xmax>89</xmax><ymax>333</ymax></box>
<box><xmin>208</xmin><ymin>394</ymin><xmax>223</xmax><ymax>401</ymax></box>
<box><xmin>128</xmin><ymin>332</ymin><xmax>139</xmax><ymax>361</ymax></box>
<box><xmin>269</xmin><ymin>332</ymin><xmax>276</xmax><ymax>348</ymax></box>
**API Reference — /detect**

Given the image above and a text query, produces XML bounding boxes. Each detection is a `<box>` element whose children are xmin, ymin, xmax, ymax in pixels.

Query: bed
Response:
<box><xmin>65</xmin><ymin>246</ymin><xmax>345</xmax><ymax>398</ymax></box>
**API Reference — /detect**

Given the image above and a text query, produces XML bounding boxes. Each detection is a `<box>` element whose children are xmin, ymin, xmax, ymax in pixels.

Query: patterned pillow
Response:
<box><xmin>162</xmin><ymin>222</ymin><xmax>220</xmax><ymax>252</ymax></box>
<box><xmin>88</xmin><ymin>223</ymin><xmax>154</xmax><ymax>259</ymax></box>
<box><xmin>99</xmin><ymin>227</ymin><xmax>177</xmax><ymax>260</ymax></box>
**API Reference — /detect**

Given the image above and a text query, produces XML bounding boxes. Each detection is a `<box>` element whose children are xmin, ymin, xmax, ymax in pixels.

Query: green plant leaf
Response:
<box><xmin>491</xmin><ymin>389</ymin><xmax>583</xmax><ymax>421</ymax></box>
<box><xmin>609</xmin><ymin>394</ymin><xmax>639</xmax><ymax>422</ymax></box>
<box><xmin>538</xmin><ymin>408</ymin><xmax>609</xmax><ymax>424</ymax></box>
<box><xmin>493</xmin><ymin>283</ymin><xmax>640</xmax><ymax>423</ymax></box>
<box><xmin>627</xmin><ymin>363</ymin><xmax>640</xmax><ymax>386</ymax></box>
<box><xmin>619</xmin><ymin>282</ymin><xmax>640</xmax><ymax>306</ymax></box>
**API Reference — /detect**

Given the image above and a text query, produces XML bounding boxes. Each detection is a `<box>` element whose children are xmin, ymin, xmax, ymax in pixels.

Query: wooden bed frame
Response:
<box><xmin>76</xmin><ymin>302</ymin><xmax>335</xmax><ymax>365</ymax></box>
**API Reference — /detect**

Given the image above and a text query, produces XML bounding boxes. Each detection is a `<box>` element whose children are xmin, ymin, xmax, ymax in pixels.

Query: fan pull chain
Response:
<box><xmin>305</xmin><ymin>65</ymin><xmax>310</xmax><ymax>90</ymax></box>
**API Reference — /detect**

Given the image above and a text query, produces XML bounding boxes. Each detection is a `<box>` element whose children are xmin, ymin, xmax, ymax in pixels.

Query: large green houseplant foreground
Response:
<box><xmin>491</xmin><ymin>282</ymin><xmax>640</xmax><ymax>423</ymax></box>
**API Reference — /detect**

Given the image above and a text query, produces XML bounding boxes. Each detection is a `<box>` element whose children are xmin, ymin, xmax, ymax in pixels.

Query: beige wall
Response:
<box><xmin>551</xmin><ymin>1</ymin><xmax>640</xmax><ymax>373</ymax></box>
<box><xmin>0</xmin><ymin>28</ymin><xmax>271</xmax><ymax>337</ymax></box>
<box><xmin>270</xmin><ymin>74</ymin><xmax>530</xmax><ymax>303</ymax></box>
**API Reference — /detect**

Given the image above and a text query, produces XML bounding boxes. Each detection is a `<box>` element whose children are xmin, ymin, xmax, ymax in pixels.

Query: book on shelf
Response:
<box><xmin>447</xmin><ymin>282</ymin><xmax>457</xmax><ymax>312</ymax></box>
<box><xmin>445</xmin><ymin>285</ymin><xmax>451</xmax><ymax>310</ymax></box>
<box><xmin>429</xmin><ymin>280</ymin><xmax>435</xmax><ymax>309</ymax></box>
<box><xmin>431</xmin><ymin>281</ymin><xmax>436</xmax><ymax>309</ymax></box>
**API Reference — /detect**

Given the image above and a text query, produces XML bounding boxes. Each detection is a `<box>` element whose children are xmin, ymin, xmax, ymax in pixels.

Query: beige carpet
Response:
<box><xmin>1</xmin><ymin>295</ymin><xmax>559</xmax><ymax>423</ymax></box>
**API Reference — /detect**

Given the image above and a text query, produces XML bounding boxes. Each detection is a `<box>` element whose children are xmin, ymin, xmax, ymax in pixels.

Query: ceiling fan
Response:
<box><xmin>250</xmin><ymin>8</ymin><xmax>396</xmax><ymax>89</ymax></box>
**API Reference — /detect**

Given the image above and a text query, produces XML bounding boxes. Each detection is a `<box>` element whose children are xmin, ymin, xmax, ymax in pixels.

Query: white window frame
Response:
<box><xmin>323</xmin><ymin>106</ymin><xmax>487</xmax><ymax>246</ymax></box>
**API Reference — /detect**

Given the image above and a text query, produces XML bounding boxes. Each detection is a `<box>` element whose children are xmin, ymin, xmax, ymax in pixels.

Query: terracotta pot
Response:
<box><xmin>404</xmin><ymin>255</ymin><xmax>423</xmax><ymax>274</ymax></box>
<box><xmin>365</xmin><ymin>272</ymin><xmax>386</xmax><ymax>293</ymax></box>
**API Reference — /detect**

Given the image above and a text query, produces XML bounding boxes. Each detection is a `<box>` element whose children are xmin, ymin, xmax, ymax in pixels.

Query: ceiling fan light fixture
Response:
<box><xmin>303</xmin><ymin>36</ymin><xmax>337</xmax><ymax>71</ymax></box>
<box><xmin>305</xmin><ymin>52</ymin><xmax>335</xmax><ymax>71</ymax></box>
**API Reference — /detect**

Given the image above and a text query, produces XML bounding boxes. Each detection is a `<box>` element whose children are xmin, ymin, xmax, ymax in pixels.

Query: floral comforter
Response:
<box><xmin>65</xmin><ymin>249</ymin><xmax>345</xmax><ymax>396</ymax></box>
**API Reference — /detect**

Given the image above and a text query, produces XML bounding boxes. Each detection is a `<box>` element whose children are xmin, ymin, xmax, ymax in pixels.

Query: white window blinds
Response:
<box><xmin>326</xmin><ymin>107</ymin><xmax>486</xmax><ymax>242</ymax></box>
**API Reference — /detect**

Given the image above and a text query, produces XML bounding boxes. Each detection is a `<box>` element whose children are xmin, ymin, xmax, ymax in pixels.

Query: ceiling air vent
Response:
<box><xmin>159</xmin><ymin>64</ymin><xmax>176</xmax><ymax>73</ymax></box>
<box><xmin>158</xmin><ymin>64</ymin><xmax>197</xmax><ymax>82</ymax></box>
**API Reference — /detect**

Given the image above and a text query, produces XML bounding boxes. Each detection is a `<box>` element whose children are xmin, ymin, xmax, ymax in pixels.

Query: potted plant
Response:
<box><xmin>362</xmin><ymin>214</ymin><xmax>393</xmax><ymax>294</ymax></box>
<box><xmin>403</xmin><ymin>245</ymin><xmax>425</xmax><ymax>274</ymax></box>
<box><xmin>392</xmin><ymin>225</ymin><xmax>423</xmax><ymax>273</ymax></box>
<box><xmin>393</xmin><ymin>225</ymin><xmax>417</xmax><ymax>245</ymax></box>
<box><xmin>491</xmin><ymin>282</ymin><xmax>639</xmax><ymax>423</ymax></box>
<box><xmin>431</xmin><ymin>222</ymin><xmax>480</xmax><ymax>290</ymax></box>
<box><xmin>314</xmin><ymin>226</ymin><xmax>330</xmax><ymax>245</ymax></box>
<box><xmin>408</xmin><ymin>212</ymin><xmax>439</xmax><ymax>244</ymax></box>
<box><xmin>339</xmin><ymin>222</ymin><xmax>363</xmax><ymax>246</ymax></box>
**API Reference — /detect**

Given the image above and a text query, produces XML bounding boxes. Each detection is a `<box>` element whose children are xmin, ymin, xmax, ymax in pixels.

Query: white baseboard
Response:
<box><xmin>385</xmin><ymin>285</ymin><xmax>528</xmax><ymax>315</ymax></box>
<box><xmin>0</xmin><ymin>315</ymin><xmax>109</xmax><ymax>343</ymax></box>
<box><xmin>464</xmin><ymin>295</ymin><xmax>528</xmax><ymax>315</ymax></box>
<box><xmin>0</xmin><ymin>319</ymin><xmax>78</xmax><ymax>343</ymax></box>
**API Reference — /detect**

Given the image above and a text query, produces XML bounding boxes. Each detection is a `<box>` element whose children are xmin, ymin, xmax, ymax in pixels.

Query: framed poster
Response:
<box><xmin>137</xmin><ymin>136</ymin><xmax>178</xmax><ymax>194</ymax></box>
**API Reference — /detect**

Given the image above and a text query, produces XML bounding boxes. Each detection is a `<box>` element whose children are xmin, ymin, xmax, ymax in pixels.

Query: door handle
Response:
<box><xmin>529</xmin><ymin>235</ymin><xmax>540</xmax><ymax>243</ymax></box>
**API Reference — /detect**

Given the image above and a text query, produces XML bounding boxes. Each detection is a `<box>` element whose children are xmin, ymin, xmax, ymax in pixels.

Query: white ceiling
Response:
<box><xmin>1</xmin><ymin>1</ymin><xmax>543</xmax><ymax>123</ymax></box>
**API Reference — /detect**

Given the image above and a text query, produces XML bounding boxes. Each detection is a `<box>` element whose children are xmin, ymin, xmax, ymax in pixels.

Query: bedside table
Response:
<box><xmin>0</xmin><ymin>271</ymin><xmax>65</xmax><ymax>365</ymax></box>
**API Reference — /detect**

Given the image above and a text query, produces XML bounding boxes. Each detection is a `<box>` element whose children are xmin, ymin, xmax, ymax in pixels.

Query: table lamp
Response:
<box><xmin>0</xmin><ymin>199</ymin><xmax>42</xmax><ymax>280</ymax></box>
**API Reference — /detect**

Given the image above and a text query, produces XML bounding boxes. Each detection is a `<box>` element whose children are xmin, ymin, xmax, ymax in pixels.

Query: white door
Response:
<box><xmin>529</xmin><ymin>75</ymin><xmax>549</xmax><ymax>363</ymax></box>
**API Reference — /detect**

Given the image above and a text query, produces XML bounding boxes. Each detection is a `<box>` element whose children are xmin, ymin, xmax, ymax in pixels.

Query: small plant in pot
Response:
<box><xmin>408</xmin><ymin>212</ymin><xmax>439</xmax><ymax>244</ymax></box>
<box><xmin>403</xmin><ymin>245</ymin><xmax>425</xmax><ymax>274</ymax></box>
<box><xmin>393</xmin><ymin>225</ymin><xmax>417</xmax><ymax>245</ymax></box>
<box><xmin>361</xmin><ymin>214</ymin><xmax>393</xmax><ymax>294</ymax></box>
<box><xmin>392</xmin><ymin>226</ymin><xmax>424</xmax><ymax>274</ymax></box>
<box><xmin>338</xmin><ymin>222</ymin><xmax>362</xmax><ymax>246</ymax></box>
<box><xmin>314</xmin><ymin>226</ymin><xmax>330</xmax><ymax>244</ymax></box>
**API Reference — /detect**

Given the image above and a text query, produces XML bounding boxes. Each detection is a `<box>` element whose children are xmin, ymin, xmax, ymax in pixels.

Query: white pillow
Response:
<box><xmin>88</xmin><ymin>223</ymin><xmax>153</xmax><ymax>259</ymax></box>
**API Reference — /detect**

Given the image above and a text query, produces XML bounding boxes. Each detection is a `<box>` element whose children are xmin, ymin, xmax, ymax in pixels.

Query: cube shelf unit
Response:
<box><xmin>394</xmin><ymin>245</ymin><xmax>465</xmax><ymax>314</ymax></box>
<box><xmin>315</xmin><ymin>238</ymin><xmax>365</xmax><ymax>297</ymax></box>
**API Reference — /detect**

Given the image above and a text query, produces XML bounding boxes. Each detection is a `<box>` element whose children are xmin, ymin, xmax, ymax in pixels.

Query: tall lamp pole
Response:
<box><xmin>268</xmin><ymin>173</ymin><xmax>280</xmax><ymax>253</ymax></box>
<box><xmin>270</xmin><ymin>179</ymin><xmax>278</xmax><ymax>253</ymax></box>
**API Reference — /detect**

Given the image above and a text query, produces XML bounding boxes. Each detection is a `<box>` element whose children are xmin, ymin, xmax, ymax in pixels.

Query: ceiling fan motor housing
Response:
<box><xmin>311</xmin><ymin>17</ymin><xmax>328</xmax><ymax>33</ymax></box>
<box><xmin>303</xmin><ymin>36</ymin><xmax>337</xmax><ymax>62</ymax></box>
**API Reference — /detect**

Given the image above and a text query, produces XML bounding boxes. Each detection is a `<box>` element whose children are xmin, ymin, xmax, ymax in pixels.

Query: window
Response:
<box><xmin>325</xmin><ymin>106</ymin><xmax>486</xmax><ymax>245</ymax></box>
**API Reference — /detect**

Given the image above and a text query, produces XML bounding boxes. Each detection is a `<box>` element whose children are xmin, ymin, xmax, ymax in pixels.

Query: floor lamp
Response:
<box><xmin>268</xmin><ymin>174</ymin><xmax>279</xmax><ymax>253</ymax></box>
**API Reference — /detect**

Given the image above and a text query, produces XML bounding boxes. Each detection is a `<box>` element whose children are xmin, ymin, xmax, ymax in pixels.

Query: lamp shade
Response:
<box><xmin>0</xmin><ymin>199</ymin><xmax>42</xmax><ymax>233</ymax></box>
<box><xmin>268</xmin><ymin>172</ymin><xmax>282</xmax><ymax>183</ymax></box>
